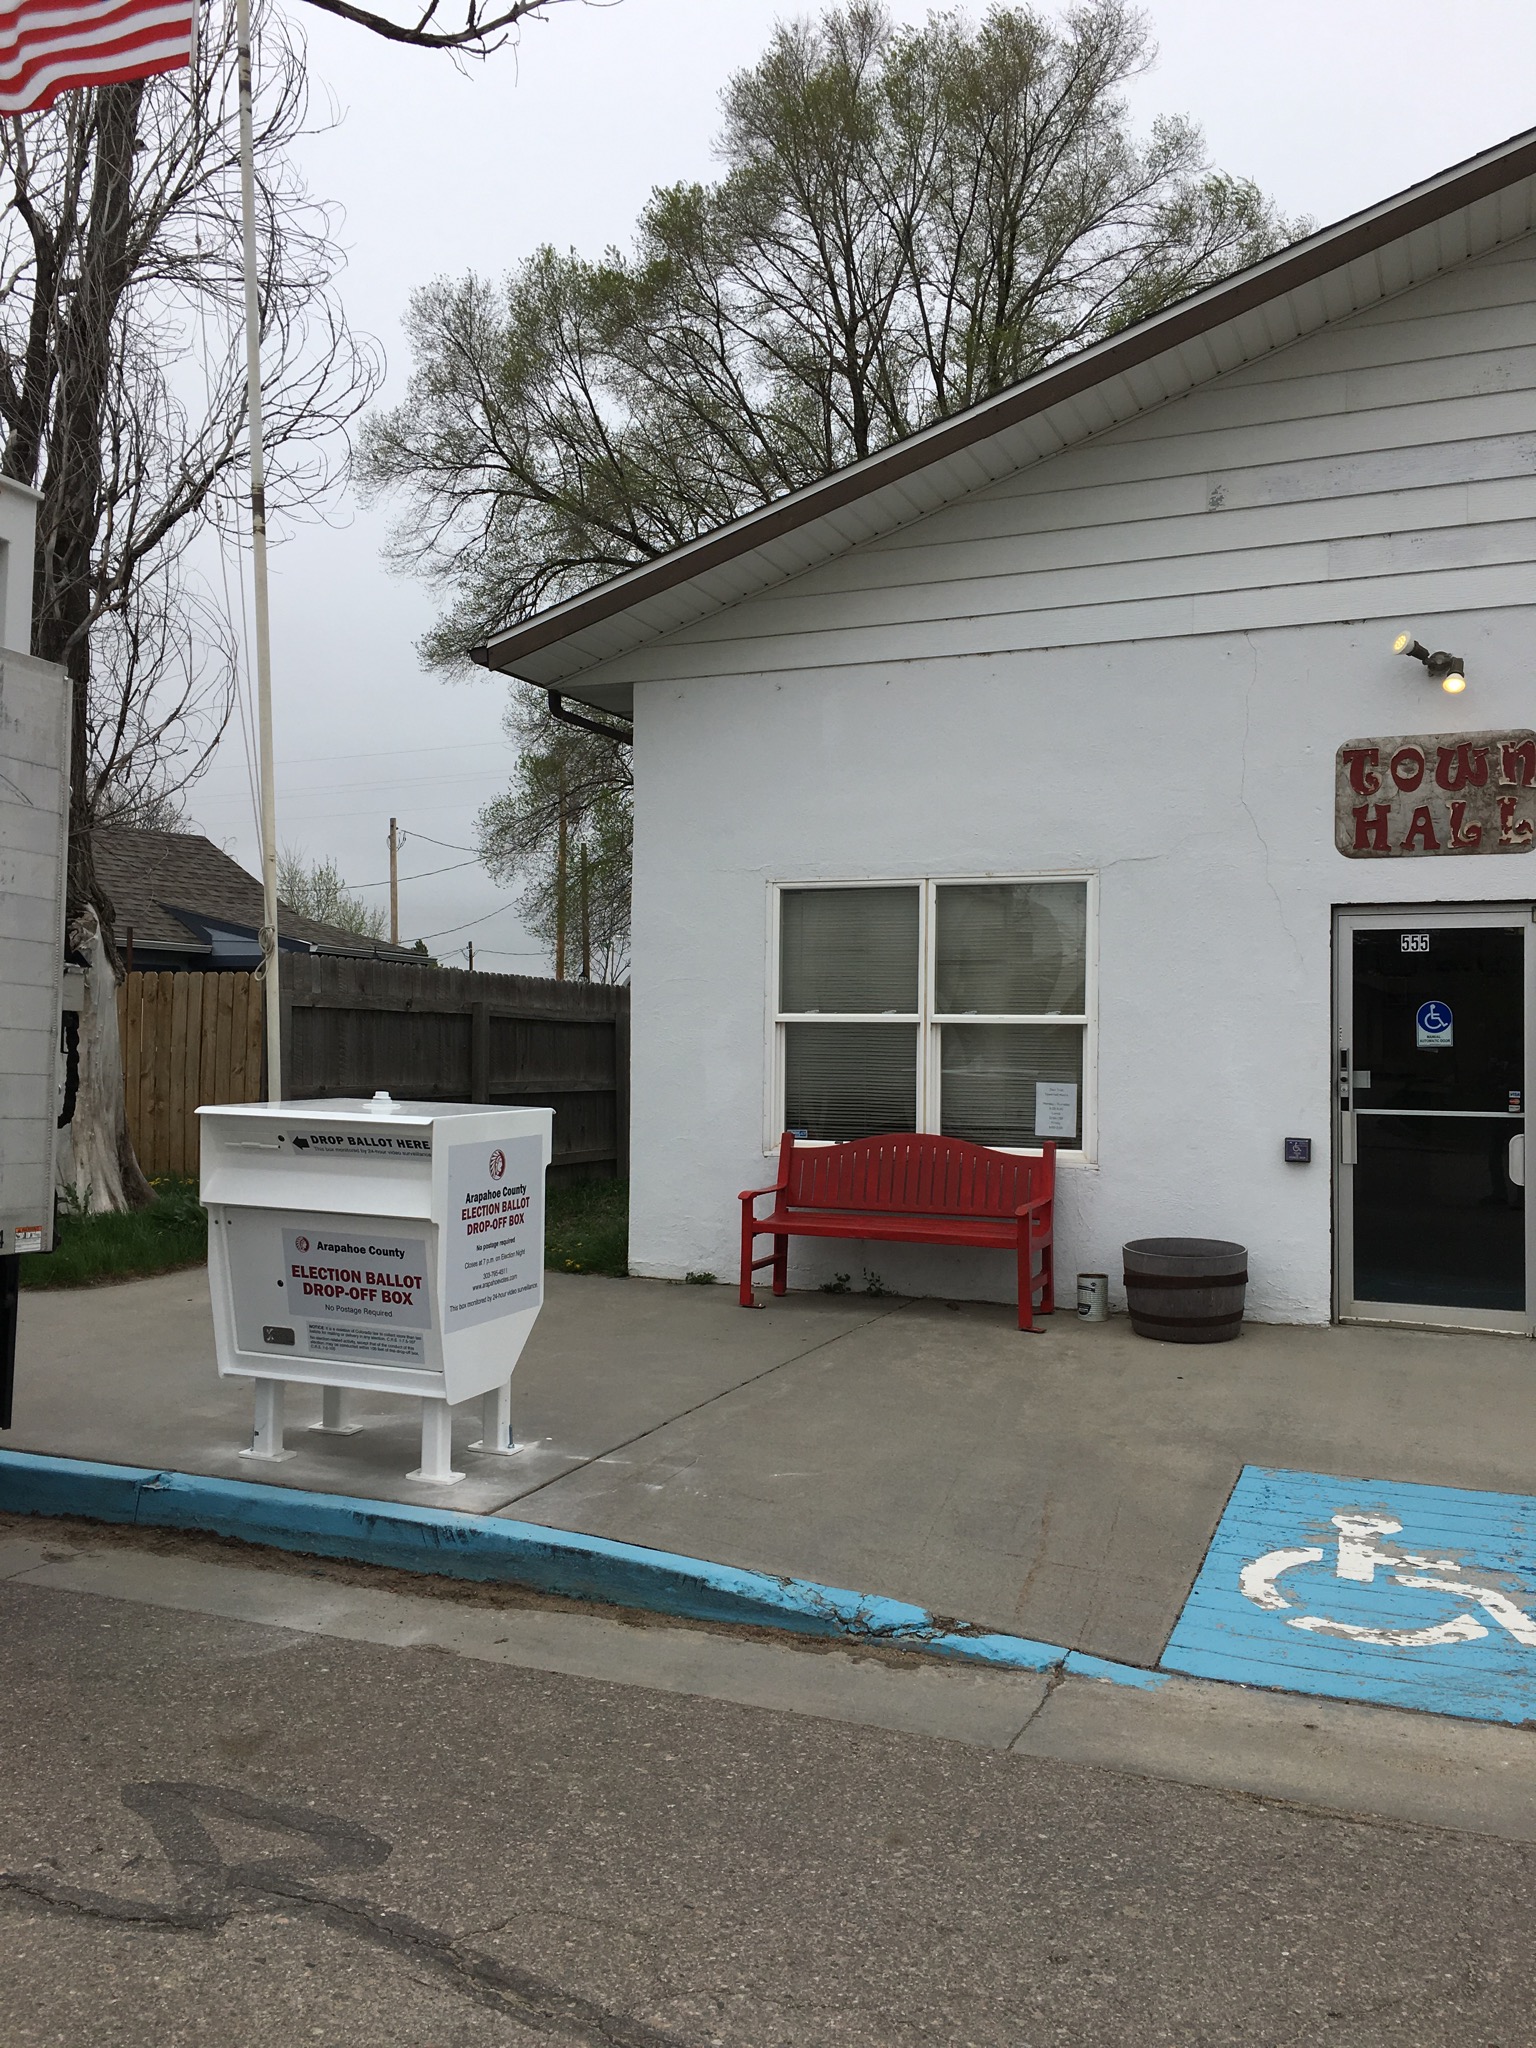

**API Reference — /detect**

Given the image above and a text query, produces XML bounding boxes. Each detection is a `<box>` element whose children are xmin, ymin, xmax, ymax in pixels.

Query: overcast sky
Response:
<box><xmin>188</xmin><ymin>0</ymin><xmax>1536</xmax><ymax>967</ymax></box>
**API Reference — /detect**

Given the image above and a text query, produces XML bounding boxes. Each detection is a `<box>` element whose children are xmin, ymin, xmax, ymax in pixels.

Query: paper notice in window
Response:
<box><xmin>1034</xmin><ymin>1082</ymin><xmax>1079</xmax><ymax>1140</ymax></box>
<box><xmin>444</xmin><ymin>1136</ymin><xmax>546</xmax><ymax>1332</ymax></box>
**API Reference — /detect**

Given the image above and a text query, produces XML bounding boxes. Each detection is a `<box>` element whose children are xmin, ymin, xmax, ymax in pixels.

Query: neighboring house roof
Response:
<box><xmin>471</xmin><ymin>125</ymin><xmax>1536</xmax><ymax>718</ymax></box>
<box><xmin>94</xmin><ymin>828</ymin><xmax>418</xmax><ymax>965</ymax></box>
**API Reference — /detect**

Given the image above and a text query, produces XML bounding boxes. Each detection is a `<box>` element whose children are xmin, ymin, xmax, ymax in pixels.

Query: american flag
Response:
<box><xmin>0</xmin><ymin>0</ymin><xmax>194</xmax><ymax>115</ymax></box>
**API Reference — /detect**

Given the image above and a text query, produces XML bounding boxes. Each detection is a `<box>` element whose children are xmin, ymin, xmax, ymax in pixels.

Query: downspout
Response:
<box><xmin>546</xmin><ymin>691</ymin><xmax>634</xmax><ymax>745</ymax></box>
<box><xmin>464</xmin><ymin>647</ymin><xmax>634</xmax><ymax>744</ymax></box>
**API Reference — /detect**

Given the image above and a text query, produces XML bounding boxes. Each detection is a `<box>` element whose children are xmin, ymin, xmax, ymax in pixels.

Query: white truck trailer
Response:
<box><xmin>0</xmin><ymin>477</ymin><xmax>70</xmax><ymax>1424</ymax></box>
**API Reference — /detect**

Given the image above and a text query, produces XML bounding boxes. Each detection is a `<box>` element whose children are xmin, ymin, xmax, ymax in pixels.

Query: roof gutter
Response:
<box><xmin>469</xmin><ymin>127</ymin><xmax>1536</xmax><ymax>681</ymax></box>
<box><xmin>464</xmin><ymin>650</ymin><xmax>635</xmax><ymax>742</ymax></box>
<box><xmin>546</xmin><ymin>690</ymin><xmax>633</xmax><ymax>745</ymax></box>
<box><xmin>465</xmin><ymin>648</ymin><xmax>635</xmax><ymax>742</ymax></box>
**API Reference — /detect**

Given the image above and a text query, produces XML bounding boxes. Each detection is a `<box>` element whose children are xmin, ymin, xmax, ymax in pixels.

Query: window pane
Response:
<box><xmin>784</xmin><ymin>1023</ymin><xmax>917</xmax><ymax>1140</ymax></box>
<box><xmin>940</xmin><ymin>1024</ymin><xmax>1083</xmax><ymax>1146</ymax></box>
<box><xmin>781</xmin><ymin>887</ymin><xmax>919</xmax><ymax>1013</ymax></box>
<box><xmin>935</xmin><ymin>882</ymin><xmax>1086</xmax><ymax>1015</ymax></box>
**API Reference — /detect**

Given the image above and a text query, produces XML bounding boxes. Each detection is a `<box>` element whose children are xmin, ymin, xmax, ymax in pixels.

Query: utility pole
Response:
<box><xmin>388</xmin><ymin>817</ymin><xmax>399</xmax><ymax>945</ymax></box>
<box><xmin>580</xmin><ymin>843</ymin><xmax>591</xmax><ymax>982</ymax></box>
<box><xmin>237</xmin><ymin>0</ymin><xmax>281</xmax><ymax>1102</ymax></box>
<box><xmin>554</xmin><ymin>786</ymin><xmax>568</xmax><ymax>982</ymax></box>
<box><xmin>467</xmin><ymin>942</ymin><xmax>475</xmax><ymax>973</ymax></box>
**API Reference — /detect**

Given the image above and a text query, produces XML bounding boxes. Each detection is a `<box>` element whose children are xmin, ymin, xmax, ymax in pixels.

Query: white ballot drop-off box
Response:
<box><xmin>200</xmin><ymin>1095</ymin><xmax>553</xmax><ymax>1483</ymax></box>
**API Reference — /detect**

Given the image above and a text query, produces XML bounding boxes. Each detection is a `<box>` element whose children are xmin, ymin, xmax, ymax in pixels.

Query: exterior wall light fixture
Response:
<box><xmin>1393</xmin><ymin>628</ymin><xmax>1467</xmax><ymax>694</ymax></box>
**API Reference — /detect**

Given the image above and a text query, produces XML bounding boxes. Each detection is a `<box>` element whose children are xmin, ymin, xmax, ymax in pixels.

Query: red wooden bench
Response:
<box><xmin>739</xmin><ymin>1132</ymin><xmax>1057</xmax><ymax>1331</ymax></box>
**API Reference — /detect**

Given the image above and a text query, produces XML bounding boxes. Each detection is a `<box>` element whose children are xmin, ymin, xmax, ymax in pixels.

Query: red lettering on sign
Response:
<box><xmin>1498</xmin><ymin>796</ymin><xmax>1535</xmax><ymax>848</ymax></box>
<box><xmin>1389</xmin><ymin>747</ymin><xmax>1426</xmax><ymax>792</ymax></box>
<box><xmin>1448</xmin><ymin>802</ymin><xmax>1483</xmax><ymax>849</ymax></box>
<box><xmin>1351</xmin><ymin>803</ymin><xmax>1391</xmax><ymax>852</ymax></box>
<box><xmin>1339</xmin><ymin>732</ymin><xmax>1536</xmax><ymax>860</ymax></box>
<box><xmin>1340</xmin><ymin>747</ymin><xmax>1381</xmax><ymax>796</ymax></box>
<box><xmin>1435</xmin><ymin>744</ymin><xmax>1489</xmax><ymax>792</ymax></box>
<box><xmin>1401</xmin><ymin>806</ymin><xmax>1439</xmax><ymax>852</ymax></box>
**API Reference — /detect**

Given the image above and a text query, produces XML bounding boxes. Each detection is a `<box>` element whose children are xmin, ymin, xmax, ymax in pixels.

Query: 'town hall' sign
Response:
<box><xmin>1336</xmin><ymin>730</ymin><xmax>1536</xmax><ymax>858</ymax></box>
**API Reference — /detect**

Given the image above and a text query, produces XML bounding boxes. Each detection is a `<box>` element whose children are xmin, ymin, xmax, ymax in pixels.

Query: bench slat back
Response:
<box><xmin>781</xmin><ymin>1132</ymin><xmax>1053</xmax><ymax>1217</ymax></box>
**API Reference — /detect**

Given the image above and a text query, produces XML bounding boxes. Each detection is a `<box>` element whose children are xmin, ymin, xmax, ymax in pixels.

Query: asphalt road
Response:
<box><xmin>2</xmin><ymin>1561</ymin><xmax>1533</xmax><ymax>2047</ymax></box>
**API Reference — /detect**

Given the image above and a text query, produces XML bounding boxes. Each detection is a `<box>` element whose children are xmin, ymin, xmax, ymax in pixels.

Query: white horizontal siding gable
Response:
<box><xmin>559</xmin><ymin>231</ymin><xmax>1536</xmax><ymax>695</ymax></box>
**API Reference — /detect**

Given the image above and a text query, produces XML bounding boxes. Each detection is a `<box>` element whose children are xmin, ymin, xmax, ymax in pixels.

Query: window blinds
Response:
<box><xmin>780</xmin><ymin>887</ymin><xmax>919</xmax><ymax>1013</ymax></box>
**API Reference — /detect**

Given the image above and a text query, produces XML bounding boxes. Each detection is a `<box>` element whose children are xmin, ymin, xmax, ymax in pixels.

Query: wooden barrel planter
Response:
<box><xmin>1122</xmin><ymin>1238</ymin><xmax>1247</xmax><ymax>1344</ymax></box>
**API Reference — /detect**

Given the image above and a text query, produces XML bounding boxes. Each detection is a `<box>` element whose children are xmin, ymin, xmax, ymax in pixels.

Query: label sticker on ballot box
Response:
<box><xmin>282</xmin><ymin>1227</ymin><xmax>431</xmax><ymax>1366</ymax></box>
<box><xmin>445</xmin><ymin>1137</ymin><xmax>545</xmax><ymax>1332</ymax></box>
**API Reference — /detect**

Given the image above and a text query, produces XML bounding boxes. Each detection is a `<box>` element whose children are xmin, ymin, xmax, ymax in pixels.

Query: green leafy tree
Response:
<box><xmin>364</xmin><ymin>0</ymin><xmax>1303</xmax><ymax>963</ymax></box>
<box><xmin>278</xmin><ymin>848</ymin><xmax>388</xmax><ymax>940</ymax></box>
<box><xmin>360</xmin><ymin>0</ymin><xmax>1305</xmax><ymax>657</ymax></box>
<box><xmin>476</xmin><ymin>692</ymin><xmax>631</xmax><ymax>984</ymax></box>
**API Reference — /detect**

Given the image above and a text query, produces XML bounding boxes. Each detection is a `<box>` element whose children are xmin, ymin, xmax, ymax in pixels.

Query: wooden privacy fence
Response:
<box><xmin>118</xmin><ymin>959</ymin><xmax>629</xmax><ymax>1183</ymax></box>
<box><xmin>282</xmin><ymin>956</ymin><xmax>629</xmax><ymax>1181</ymax></box>
<box><xmin>118</xmin><ymin>971</ymin><xmax>264</xmax><ymax>1178</ymax></box>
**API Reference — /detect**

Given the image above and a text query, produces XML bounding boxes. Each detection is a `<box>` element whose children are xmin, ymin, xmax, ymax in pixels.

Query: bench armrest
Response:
<box><xmin>1012</xmin><ymin>1192</ymin><xmax>1053</xmax><ymax>1219</ymax></box>
<box><xmin>740</xmin><ymin>1180</ymin><xmax>787</xmax><ymax>1204</ymax></box>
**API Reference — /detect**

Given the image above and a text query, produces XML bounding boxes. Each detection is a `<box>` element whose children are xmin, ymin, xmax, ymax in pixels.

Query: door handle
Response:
<box><xmin>1510</xmin><ymin>1133</ymin><xmax>1525</xmax><ymax>1189</ymax></box>
<box><xmin>1341</xmin><ymin>1111</ymin><xmax>1357</xmax><ymax>1167</ymax></box>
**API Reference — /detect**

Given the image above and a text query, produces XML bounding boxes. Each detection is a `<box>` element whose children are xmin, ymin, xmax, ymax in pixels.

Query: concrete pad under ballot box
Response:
<box><xmin>199</xmin><ymin>1094</ymin><xmax>552</xmax><ymax>1483</ymax></box>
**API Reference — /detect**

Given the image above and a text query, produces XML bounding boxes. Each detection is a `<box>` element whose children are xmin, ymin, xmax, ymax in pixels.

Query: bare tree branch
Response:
<box><xmin>0</xmin><ymin>5</ymin><xmax>382</xmax><ymax>1209</ymax></box>
<box><xmin>296</xmin><ymin>0</ymin><xmax>607</xmax><ymax>57</ymax></box>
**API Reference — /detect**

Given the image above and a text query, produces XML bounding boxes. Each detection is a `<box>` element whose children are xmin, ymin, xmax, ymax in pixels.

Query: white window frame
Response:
<box><xmin>765</xmin><ymin>873</ymin><xmax>1098</xmax><ymax>1161</ymax></box>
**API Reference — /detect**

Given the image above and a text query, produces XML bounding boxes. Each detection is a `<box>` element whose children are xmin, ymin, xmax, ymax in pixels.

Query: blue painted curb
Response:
<box><xmin>1063</xmin><ymin>1650</ymin><xmax>1172</xmax><ymax>1691</ymax></box>
<box><xmin>0</xmin><ymin>1450</ymin><xmax>1066</xmax><ymax>1673</ymax></box>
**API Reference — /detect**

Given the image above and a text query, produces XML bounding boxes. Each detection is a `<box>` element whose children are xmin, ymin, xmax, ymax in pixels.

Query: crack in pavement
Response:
<box><xmin>488</xmin><ymin>1297</ymin><xmax>915</xmax><ymax>1515</ymax></box>
<box><xmin>0</xmin><ymin>1780</ymin><xmax>685</xmax><ymax>2048</ymax></box>
<box><xmin>1008</xmin><ymin>1663</ymin><xmax>1067</xmax><ymax>1748</ymax></box>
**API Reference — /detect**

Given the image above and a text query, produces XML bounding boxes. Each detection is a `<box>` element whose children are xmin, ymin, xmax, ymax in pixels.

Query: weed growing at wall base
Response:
<box><xmin>545</xmin><ymin>1177</ymin><xmax>628</xmax><ymax>1278</ymax></box>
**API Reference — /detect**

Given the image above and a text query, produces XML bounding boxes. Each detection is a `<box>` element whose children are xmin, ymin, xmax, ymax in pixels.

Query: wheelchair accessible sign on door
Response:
<box><xmin>1416</xmin><ymin>999</ymin><xmax>1454</xmax><ymax>1049</ymax></box>
<box><xmin>1161</xmin><ymin>1466</ymin><xmax>1536</xmax><ymax>1723</ymax></box>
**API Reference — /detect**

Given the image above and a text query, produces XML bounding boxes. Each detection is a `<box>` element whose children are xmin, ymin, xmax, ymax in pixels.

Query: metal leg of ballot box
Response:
<box><xmin>310</xmin><ymin>1386</ymin><xmax>363</xmax><ymax>1436</ymax></box>
<box><xmin>239</xmin><ymin>1379</ymin><xmax>296</xmax><ymax>1463</ymax></box>
<box><xmin>408</xmin><ymin>1397</ymin><xmax>465</xmax><ymax>1485</ymax></box>
<box><xmin>469</xmin><ymin>1380</ymin><xmax>516</xmax><ymax>1456</ymax></box>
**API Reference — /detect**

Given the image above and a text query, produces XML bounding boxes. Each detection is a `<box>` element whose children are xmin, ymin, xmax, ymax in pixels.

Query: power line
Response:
<box><xmin>269</xmin><ymin>738</ymin><xmax>511</xmax><ymax>769</ymax></box>
<box><xmin>404</xmin><ymin>830</ymin><xmax>484</xmax><ymax>854</ymax></box>
<box><xmin>198</xmin><ymin>736</ymin><xmax>513</xmax><ymax>774</ymax></box>
<box><xmin>348</xmin><ymin>857</ymin><xmax>481</xmax><ymax>890</ymax></box>
<box><xmin>222</xmin><ymin>802</ymin><xmax>487</xmax><ymax>824</ymax></box>
<box><xmin>199</xmin><ymin>766</ymin><xmax>504</xmax><ymax>797</ymax></box>
<box><xmin>417</xmin><ymin>900</ymin><xmax>524</xmax><ymax>942</ymax></box>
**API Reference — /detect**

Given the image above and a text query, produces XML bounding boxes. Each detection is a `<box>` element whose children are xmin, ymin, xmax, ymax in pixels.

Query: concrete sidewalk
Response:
<box><xmin>12</xmin><ymin>1268</ymin><xmax>1536</xmax><ymax>1667</ymax></box>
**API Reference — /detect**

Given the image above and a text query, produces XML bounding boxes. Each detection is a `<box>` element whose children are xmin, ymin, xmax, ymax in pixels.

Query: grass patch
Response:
<box><xmin>19</xmin><ymin>1177</ymin><xmax>207</xmax><ymax>1290</ymax></box>
<box><xmin>20</xmin><ymin>1172</ymin><xmax>631</xmax><ymax>1289</ymax></box>
<box><xmin>544</xmin><ymin>1175</ymin><xmax>628</xmax><ymax>1278</ymax></box>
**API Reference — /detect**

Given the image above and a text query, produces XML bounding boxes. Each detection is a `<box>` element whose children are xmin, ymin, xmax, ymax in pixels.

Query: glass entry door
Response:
<box><xmin>1336</xmin><ymin>908</ymin><xmax>1531</xmax><ymax>1331</ymax></box>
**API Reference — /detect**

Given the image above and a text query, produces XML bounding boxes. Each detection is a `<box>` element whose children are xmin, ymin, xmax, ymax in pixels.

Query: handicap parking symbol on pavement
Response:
<box><xmin>1162</xmin><ymin>1467</ymin><xmax>1536</xmax><ymax>1724</ymax></box>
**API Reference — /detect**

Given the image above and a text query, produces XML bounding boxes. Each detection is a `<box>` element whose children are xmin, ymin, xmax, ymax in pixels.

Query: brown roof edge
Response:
<box><xmin>476</xmin><ymin>127</ymin><xmax>1536</xmax><ymax>677</ymax></box>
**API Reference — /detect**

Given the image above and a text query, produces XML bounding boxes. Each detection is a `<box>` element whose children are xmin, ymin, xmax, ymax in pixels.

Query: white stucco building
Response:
<box><xmin>473</xmin><ymin>130</ymin><xmax>1536</xmax><ymax>1335</ymax></box>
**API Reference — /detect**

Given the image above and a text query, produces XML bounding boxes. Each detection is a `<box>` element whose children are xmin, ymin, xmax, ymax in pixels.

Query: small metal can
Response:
<box><xmin>1077</xmin><ymin>1273</ymin><xmax>1109</xmax><ymax>1321</ymax></box>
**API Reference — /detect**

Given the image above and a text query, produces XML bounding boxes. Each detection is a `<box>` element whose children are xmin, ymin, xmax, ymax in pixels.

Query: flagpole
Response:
<box><xmin>234</xmin><ymin>0</ymin><xmax>281</xmax><ymax>1101</ymax></box>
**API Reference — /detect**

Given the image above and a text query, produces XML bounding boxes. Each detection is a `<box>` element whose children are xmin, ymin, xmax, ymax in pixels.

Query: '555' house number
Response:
<box><xmin>1336</xmin><ymin>730</ymin><xmax>1536</xmax><ymax>857</ymax></box>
